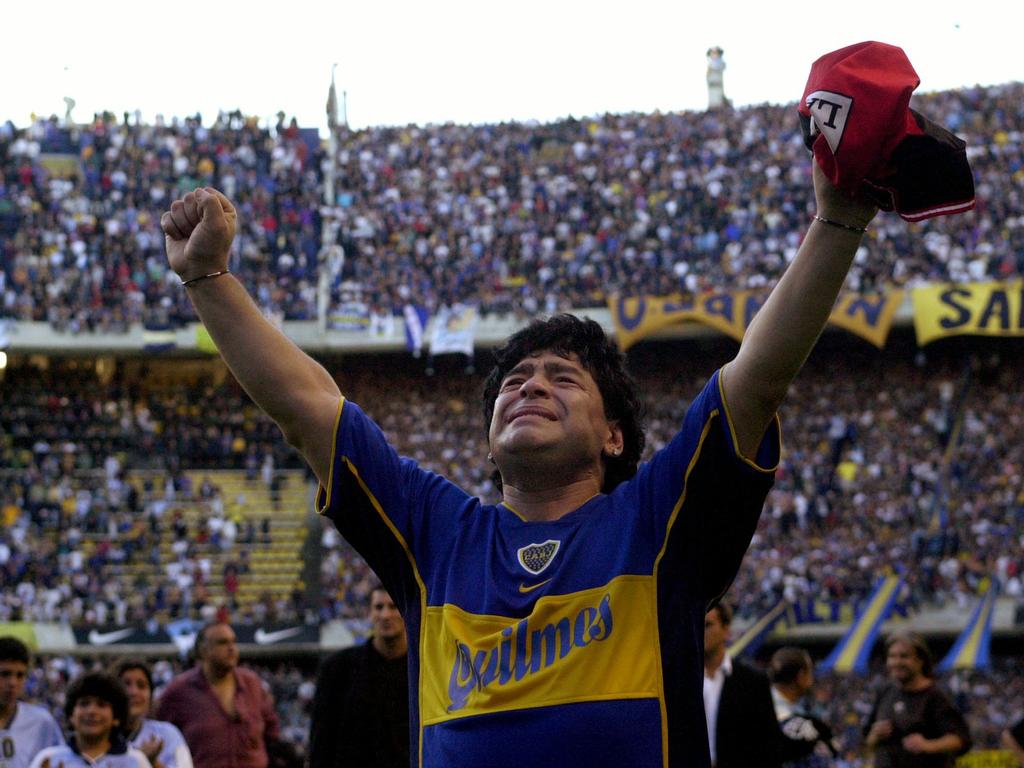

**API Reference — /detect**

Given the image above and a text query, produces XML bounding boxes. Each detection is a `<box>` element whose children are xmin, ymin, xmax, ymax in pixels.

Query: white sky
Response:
<box><xmin>4</xmin><ymin>0</ymin><xmax>1021</xmax><ymax>135</ymax></box>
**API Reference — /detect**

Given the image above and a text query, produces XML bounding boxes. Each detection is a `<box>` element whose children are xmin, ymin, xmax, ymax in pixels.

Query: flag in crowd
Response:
<box><xmin>728</xmin><ymin>601</ymin><xmax>791</xmax><ymax>659</ymax></box>
<box><xmin>429</xmin><ymin>303</ymin><xmax>477</xmax><ymax>358</ymax></box>
<box><xmin>404</xmin><ymin>304</ymin><xmax>430</xmax><ymax>358</ymax></box>
<box><xmin>938</xmin><ymin>583</ymin><xmax>999</xmax><ymax>673</ymax></box>
<box><xmin>820</xmin><ymin>574</ymin><xmax>903</xmax><ymax>675</ymax></box>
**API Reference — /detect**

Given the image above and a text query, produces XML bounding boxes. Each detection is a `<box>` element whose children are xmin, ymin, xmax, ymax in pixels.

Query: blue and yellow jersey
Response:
<box><xmin>317</xmin><ymin>369</ymin><xmax>780</xmax><ymax>768</ymax></box>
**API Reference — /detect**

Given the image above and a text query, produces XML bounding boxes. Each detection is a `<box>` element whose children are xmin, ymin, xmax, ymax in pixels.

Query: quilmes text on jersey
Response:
<box><xmin>448</xmin><ymin>593</ymin><xmax>613</xmax><ymax>711</ymax></box>
<box><xmin>419</xmin><ymin>575</ymin><xmax>661</xmax><ymax>723</ymax></box>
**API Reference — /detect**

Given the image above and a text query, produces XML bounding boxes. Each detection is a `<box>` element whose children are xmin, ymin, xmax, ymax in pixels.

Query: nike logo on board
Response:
<box><xmin>88</xmin><ymin>628</ymin><xmax>135</xmax><ymax>645</ymax></box>
<box><xmin>254</xmin><ymin>627</ymin><xmax>304</xmax><ymax>645</ymax></box>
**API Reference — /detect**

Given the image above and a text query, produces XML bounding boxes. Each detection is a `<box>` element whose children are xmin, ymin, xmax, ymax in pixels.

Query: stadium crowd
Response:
<box><xmin>19</xmin><ymin>652</ymin><xmax>313</xmax><ymax>760</ymax></box>
<box><xmin>6</xmin><ymin>649</ymin><xmax>1021</xmax><ymax>764</ymax></box>
<box><xmin>0</xmin><ymin>79</ymin><xmax>1022</xmax><ymax>766</ymax></box>
<box><xmin>0</xmin><ymin>362</ymin><xmax>309</xmax><ymax>625</ymax></box>
<box><xmin>0</xmin><ymin>110</ymin><xmax>323</xmax><ymax>331</ymax></box>
<box><xmin>1</xmin><ymin>338</ymin><xmax>1022</xmax><ymax>630</ymax></box>
<box><xmin>313</xmin><ymin>337</ymin><xmax>1024</xmax><ymax>624</ymax></box>
<box><xmin>2</xmin><ymin>82</ymin><xmax>1023</xmax><ymax>330</ymax></box>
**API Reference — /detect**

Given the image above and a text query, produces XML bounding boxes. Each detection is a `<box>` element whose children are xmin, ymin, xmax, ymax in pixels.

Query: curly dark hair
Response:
<box><xmin>64</xmin><ymin>671</ymin><xmax>130</xmax><ymax>734</ymax></box>
<box><xmin>482</xmin><ymin>314</ymin><xmax>646</xmax><ymax>493</ymax></box>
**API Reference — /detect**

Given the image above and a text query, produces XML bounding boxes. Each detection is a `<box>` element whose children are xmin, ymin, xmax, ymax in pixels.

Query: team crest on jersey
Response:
<box><xmin>517</xmin><ymin>540</ymin><xmax>560</xmax><ymax>575</ymax></box>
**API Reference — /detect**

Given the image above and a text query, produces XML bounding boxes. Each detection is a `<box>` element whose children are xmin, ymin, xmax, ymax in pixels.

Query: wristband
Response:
<box><xmin>813</xmin><ymin>215</ymin><xmax>868</xmax><ymax>234</ymax></box>
<box><xmin>181</xmin><ymin>270</ymin><xmax>230</xmax><ymax>287</ymax></box>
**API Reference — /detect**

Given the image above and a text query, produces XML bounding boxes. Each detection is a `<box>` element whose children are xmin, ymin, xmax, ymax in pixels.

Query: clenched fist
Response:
<box><xmin>161</xmin><ymin>187</ymin><xmax>237</xmax><ymax>283</ymax></box>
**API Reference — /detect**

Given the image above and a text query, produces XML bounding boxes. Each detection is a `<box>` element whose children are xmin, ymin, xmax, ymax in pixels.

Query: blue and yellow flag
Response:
<box><xmin>820</xmin><ymin>574</ymin><xmax>902</xmax><ymax>675</ymax></box>
<box><xmin>938</xmin><ymin>582</ymin><xmax>998</xmax><ymax>673</ymax></box>
<box><xmin>728</xmin><ymin>602</ymin><xmax>790</xmax><ymax>659</ymax></box>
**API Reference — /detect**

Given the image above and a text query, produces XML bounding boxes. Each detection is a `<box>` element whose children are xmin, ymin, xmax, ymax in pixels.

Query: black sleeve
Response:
<box><xmin>1012</xmin><ymin>717</ymin><xmax>1024</xmax><ymax>749</ymax></box>
<box><xmin>928</xmin><ymin>687</ymin><xmax>972</xmax><ymax>756</ymax></box>
<box><xmin>309</xmin><ymin>649</ymin><xmax>353</xmax><ymax>768</ymax></box>
<box><xmin>750</xmin><ymin>669</ymin><xmax>784</xmax><ymax>768</ymax></box>
<box><xmin>779</xmin><ymin>712</ymin><xmax>837</xmax><ymax>763</ymax></box>
<box><xmin>734</xmin><ymin>662</ymin><xmax>784</xmax><ymax>768</ymax></box>
<box><xmin>862</xmin><ymin>690</ymin><xmax>884</xmax><ymax>739</ymax></box>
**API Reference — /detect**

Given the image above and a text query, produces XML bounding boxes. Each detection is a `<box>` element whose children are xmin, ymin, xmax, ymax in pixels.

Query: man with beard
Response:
<box><xmin>863</xmin><ymin>633</ymin><xmax>971</xmax><ymax>767</ymax></box>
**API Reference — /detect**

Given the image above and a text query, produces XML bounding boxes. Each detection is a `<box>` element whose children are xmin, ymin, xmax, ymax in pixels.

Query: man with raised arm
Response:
<box><xmin>161</xmin><ymin>164</ymin><xmax>875</xmax><ymax>768</ymax></box>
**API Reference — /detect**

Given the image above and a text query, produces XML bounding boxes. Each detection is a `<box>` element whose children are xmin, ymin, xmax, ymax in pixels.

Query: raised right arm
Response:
<box><xmin>162</xmin><ymin>188</ymin><xmax>341</xmax><ymax>485</ymax></box>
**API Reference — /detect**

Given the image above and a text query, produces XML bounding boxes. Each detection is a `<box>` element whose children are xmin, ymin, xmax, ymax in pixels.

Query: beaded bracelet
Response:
<box><xmin>813</xmin><ymin>215</ymin><xmax>868</xmax><ymax>234</ymax></box>
<box><xmin>181</xmin><ymin>270</ymin><xmax>231</xmax><ymax>287</ymax></box>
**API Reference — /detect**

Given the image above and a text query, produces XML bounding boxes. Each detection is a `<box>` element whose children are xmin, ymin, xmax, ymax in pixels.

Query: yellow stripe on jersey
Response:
<box><xmin>420</xmin><ymin>575</ymin><xmax>660</xmax><ymax>725</ymax></box>
<box><xmin>314</xmin><ymin>397</ymin><xmax>346</xmax><ymax>515</ymax></box>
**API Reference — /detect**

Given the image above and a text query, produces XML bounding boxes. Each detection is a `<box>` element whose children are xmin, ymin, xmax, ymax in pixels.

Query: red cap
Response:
<box><xmin>798</xmin><ymin>41</ymin><xmax>920</xmax><ymax>193</ymax></box>
<box><xmin>799</xmin><ymin>41</ymin><xmax>975</xmax><ymax>220</ymax></box>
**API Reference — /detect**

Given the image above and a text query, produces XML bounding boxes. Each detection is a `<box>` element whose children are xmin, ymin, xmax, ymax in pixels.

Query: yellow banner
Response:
<box><xmin>610</xmin><ymin>292</ymin><xmax>766</xmax><ymax>349</ymax></box>
<box><xmin>956</xmin><ymin>750</ymin><xmax>1016</xmax><ymax>768</ymax></box>
<box><xmin>420</xmin><ymin>576</ymin><xmax>659</xmax><ymax>725</ymax></box>
<box><xmin>0</xmin><ymin>623</ymin><xmax>38</xmax><ymax>649</ymax></box>
<box><xmin>195</xmin><ymin>326</ymin><xmax>219</xmax><ymax>354</ymax></box>
<box><xmin>913</xmin><ymin>281</ymin><xmax>1024</xmax><ymax>345</ymax></box>
<box><xmin>830</xmin><ymin>291</ymin><xmax>906</xmax><ymax>349</ymax></box>
<box><xmin>609</xmin><ymin>289</ymin><xmax>904</xmax><ymax>350</ymax></box>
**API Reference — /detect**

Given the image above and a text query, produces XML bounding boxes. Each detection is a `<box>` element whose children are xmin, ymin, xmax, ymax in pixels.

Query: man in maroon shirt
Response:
<box><xmin>156</xmin><ymin>622</ymin><xmax>281</xmax><ymax>768</ymax></box>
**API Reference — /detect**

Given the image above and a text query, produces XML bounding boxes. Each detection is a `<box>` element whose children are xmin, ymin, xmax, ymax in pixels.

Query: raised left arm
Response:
<box><xmin>723</xmin><ymin>164</ymin><xmax>877</xmax><ymax>458</ymax></box>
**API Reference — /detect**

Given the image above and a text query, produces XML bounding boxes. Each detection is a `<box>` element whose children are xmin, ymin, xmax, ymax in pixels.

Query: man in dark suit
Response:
<box><xmin>309</xmin><ymin>584</ymin><xmax>409</xmax><ymax>768</ymax></box>
<box><xmin>703</xmin><ymin>603</ymin><xmax>782</xmax><ymax>768</ymax></box>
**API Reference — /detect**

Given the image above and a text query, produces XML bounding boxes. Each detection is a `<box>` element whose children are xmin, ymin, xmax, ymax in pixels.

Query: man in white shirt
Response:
<box><xmin>768</xmin><ymin>647</ymin><xmax>837</xmax><ymax>767</ymax></box>
<box><xmin>702</xmin><ymin>605</ymin><xmax>781</xmax><ymax>768</ymax></box>
<box><xmin>0</xmin><ymin>636</ymin><xmax>63</xmax><ymax>768</ymax></box>
<box><xmin>702</xmin><ymin>610</ymin><xmax>730</xmax><ymax>765</ymax></box>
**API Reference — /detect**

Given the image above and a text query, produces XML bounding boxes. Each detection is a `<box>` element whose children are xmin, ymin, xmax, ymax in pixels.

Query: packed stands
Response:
<box><xmin>2</xmin><ymin>334</ymin><xmax>1022</xmax><ymax>627</ymax></box>
<box><xmin>1</xmin><ymin>79</ymin><xmax>1023</xmax><ymax>766</ymax></box>
<box><xmin>2</xmin><ymin>82</ymin><xmax>1023</xmax><ymax>330</ymax></box>
<box><xmin>0</xmin><ymin>111</ymin><xmax>323</xmax><ymax>329</ymax></box>
<box><xmin>0</xmin><ymin>358</ymin><xmax>312</xmax><ymax>625</ymax></box>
